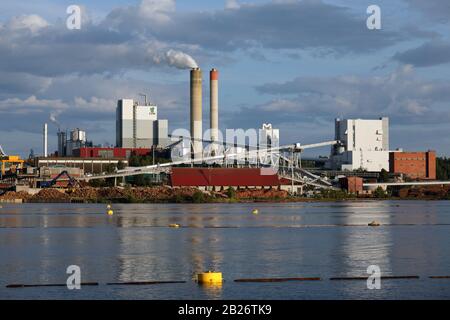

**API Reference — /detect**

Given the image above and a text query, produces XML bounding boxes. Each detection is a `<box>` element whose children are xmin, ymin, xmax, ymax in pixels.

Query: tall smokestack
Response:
<box><xmin>43</xmin><ymin>123</ymin><xmax>48</xmax><ymax>158</ymax></box>
<box><xmin>190</xmin><ymin>68</ymin><xmax>203</xmax><ymax>160</ymax></box>
<box><xmin>210</xmin><ymin>68</ymin><xmax>219</xmax><ymax>156</ymax></box>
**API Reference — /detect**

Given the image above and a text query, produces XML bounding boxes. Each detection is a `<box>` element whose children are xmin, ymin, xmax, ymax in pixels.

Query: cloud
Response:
<box><xmin>393</xmin><ymin>41</ymin><xmax>450</xmax><ymax>67</ymax></box>
<box><xmin>0</xmin><ymin>0</ymin><xmax>448</xmax><ymax>156</ymax></box>
<box><xmin>0</xmin><ymin>95</ymin><xmax>68</xmax><ymax>114</ymax></box>
<box><xmin>225</xmin><ymin>65</ymin><xmax>450</xmax><ymax>130</ymax></box>
<box><xmin>7</xmin><ymin>14</ymin><xmax>49</xmax><ymax>33</ymax></box>
<box><xmin>225</xmin><ymin>0</ymin><xmax>240</xmax><ymax>10</ymax></box>
<box><xmin>0</xmin><ymin>72</ymin><xmax>52</xmax><ymax>96</ymax></box>
<box><xmin>0</xmin><ymin>10</ymin><xmax>198</xmax><ymax>78</ymax></box>
<box><xmin>404</xmin><ymin>0</ymin><xmax>450</xmax><ymax>23</ymax></box>
<box><xmin>0</xmin><ymin>1</ymin><xmax>425</xmax><ymax>81</ymax></box>
<box><xmin>105</xmin><ymin>0</ymin><xmax>403</xmax><ymax>53</ymax></box>
<box><xmin>0</xmin><ymin>72</ymin><xmax>190</xmax><ymax>134</ymax></box>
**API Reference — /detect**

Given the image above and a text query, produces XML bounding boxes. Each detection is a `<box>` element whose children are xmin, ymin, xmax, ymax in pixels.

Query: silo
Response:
<box><xmin>190</xmin><ymin>68</ymin><xmax>203</xmax><ymax>160</ymax></box>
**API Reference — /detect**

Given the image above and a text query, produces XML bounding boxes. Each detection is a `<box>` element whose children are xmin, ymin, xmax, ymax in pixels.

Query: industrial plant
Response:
<box><xmin>0</xmin><ymin>67</ymin><xmax>445</xmax><ymax>202</ymax></box>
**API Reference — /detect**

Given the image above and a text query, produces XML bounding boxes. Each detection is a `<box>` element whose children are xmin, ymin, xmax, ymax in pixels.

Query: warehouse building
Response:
<box><xmin>170</xmin><ymin>167</ymin><xmax>302</xmax><ymax>193</ymax></box>
<box><xmin>326</xmin><ymin>117</ymin><xmax>389</xmax><ymax>172</ymax></box>
<box><xmin>389</xmin><ymin>150</ymin><xmax>436</xmax><ymax>180</ymax></box>
<box><xmin>36</xmin><ymin>157</ymin><xmax>128</xmax><ymax>174</ymax></box>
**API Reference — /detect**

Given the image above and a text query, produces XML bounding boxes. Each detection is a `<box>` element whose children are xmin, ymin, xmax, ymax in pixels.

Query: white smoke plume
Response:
<box><xmin>165</xmin><ymin>49</ymin><xmax>198</xmax><ymax>69</ymax></box>
<box><xmin>49</xmin><ymin>111</ymin><xmax>61</xmax><ymax>129</ymax></box>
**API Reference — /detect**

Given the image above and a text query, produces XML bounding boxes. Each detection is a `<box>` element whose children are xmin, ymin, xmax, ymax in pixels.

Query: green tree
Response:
<box><xmin>133</xmin><ymin>174</ymin><xmax>146</xmax><ymax>186</ymax></box>
<box><xmin>226</xmin><ymin>187</ymin><xmax>236</xmax><ymax>199</ymax></box>
<box><xmin>379</xmin><ymin>169</ymin><xmax>389</xmax><ymax>182</ymax></box>
<box><xmin>105</xmin><ymin>164</ymin><xmax>116</xmax><ymax>173</ymax></box>
<box><xmin>373</xmin><ymin>186</ymin><xmax>387</xmax><ymax>198</ymax></box>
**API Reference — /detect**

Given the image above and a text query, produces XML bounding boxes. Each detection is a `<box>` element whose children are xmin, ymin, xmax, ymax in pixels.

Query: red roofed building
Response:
<box><xmin>170</xmin><ymin>167</ymin><xmax>280</xmax><ymax>187</ymax></box>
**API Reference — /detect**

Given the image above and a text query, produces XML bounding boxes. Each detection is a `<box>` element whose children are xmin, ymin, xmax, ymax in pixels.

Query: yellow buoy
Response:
<box><xmin>197</xmin><ymin>271</ymin><xmax>223</xmax><ymax>284</ymax></box>
<box><xmin>368</xmin><ymin>220</ymin><xmax>380</xmax><ymax>226</ymax></box>
<box><xmin>107</xmin><ymin>209</ymin><xmax>114</xmax><ymax>215</ymax></box>
<box><xmin>169</xmin><ymin>223</ymin><xmax>180</xmax><ymax>228</ymax></box>
<box><xmin>252</xmin><ymin>209</ymin><xmax>259</xmax><ymax>215</ymax></box>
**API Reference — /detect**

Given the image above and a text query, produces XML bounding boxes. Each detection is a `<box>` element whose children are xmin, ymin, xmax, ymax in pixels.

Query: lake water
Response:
<box><xmin>1</xmin><ymin>201</ymin><xmax>450</xmax><ymax>299</ymax></box>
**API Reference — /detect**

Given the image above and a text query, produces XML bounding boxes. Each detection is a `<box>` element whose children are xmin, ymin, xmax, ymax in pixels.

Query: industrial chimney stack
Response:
<box><xmin>190</xmin><ymin>68</ymin><xmax>203</xmax><ymax>160</ymax></box>
<box><xmin>210</xmin><ymin>68</ymin><xmax>219</xmax><ymax>156</ymax></box>
<box><xmin>43</xmin><ymin>123</ymin><xmax>48</xmax><ymax>158</ymax></box>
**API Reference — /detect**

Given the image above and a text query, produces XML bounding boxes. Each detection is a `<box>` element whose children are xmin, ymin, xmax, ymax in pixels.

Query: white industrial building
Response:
<box><xmin>257</xmin><ymin>123</ymin><xmax>280</xmax><ymax>165</ymax></box>
<box><xmin>116</xmin><ymin>99</ymin><xmax>170</xmax><ymax>149</ymax></box>
<box><xmin>326</xmin><ymin>117</ymin><xmax>389</xmax><ymax>172</ymax></box>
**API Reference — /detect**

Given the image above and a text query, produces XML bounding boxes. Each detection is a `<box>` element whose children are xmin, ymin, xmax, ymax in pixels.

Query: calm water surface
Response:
<box><xmin>0</xmin><ymin>201</ymin><xmax>449</xmax><ymax>299</ymax></box>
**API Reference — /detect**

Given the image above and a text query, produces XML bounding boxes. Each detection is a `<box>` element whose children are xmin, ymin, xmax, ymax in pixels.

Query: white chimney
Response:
<box><xmin>43</xmin><ymin>123</ymin><xmax>48</xmax><ymax>158</ymax></box>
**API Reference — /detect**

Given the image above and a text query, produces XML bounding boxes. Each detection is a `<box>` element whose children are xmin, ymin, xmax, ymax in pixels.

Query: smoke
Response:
<box><xmin>165</xmin><ymin>49</ymin><xmax>198</xmax><ymax>69</ymax></box>
<box><xmin>49</xmin><ymin>111</ymin><xmax>61</xmax><ymax>129</ymax></box>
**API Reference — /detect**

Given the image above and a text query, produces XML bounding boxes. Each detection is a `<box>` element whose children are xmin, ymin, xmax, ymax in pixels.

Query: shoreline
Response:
<box><xmin>2</xmin><ymin>185</ymin><xmax>450</xmax><ymax>204</ymax></box>
<box><xmin>1</xmin><ymin>196</ymin><xmax>449</xmax><ymax>204</ymax></box>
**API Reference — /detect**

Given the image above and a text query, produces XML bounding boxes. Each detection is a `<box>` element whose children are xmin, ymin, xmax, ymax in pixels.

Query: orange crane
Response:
<box><xmin>0</xmin><ymin>145</ymin><xmax>24</xmax><ymax>176</ymax></box>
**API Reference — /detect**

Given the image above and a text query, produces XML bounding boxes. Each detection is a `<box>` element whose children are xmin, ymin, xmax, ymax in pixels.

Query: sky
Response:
<box><xmin>1</xmin><ymin>0</ymin><xmax>450</xmax><ymax>158</ymax></box>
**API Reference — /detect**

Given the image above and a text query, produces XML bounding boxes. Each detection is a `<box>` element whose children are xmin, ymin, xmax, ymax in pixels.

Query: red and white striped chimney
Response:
<box><xmin>210</xmin><ymin>68</ymin><xmax>219</xmax><ymax>155</ymax></box>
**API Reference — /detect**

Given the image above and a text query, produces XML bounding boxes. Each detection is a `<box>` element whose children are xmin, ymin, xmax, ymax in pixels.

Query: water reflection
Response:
<box><xmin>1</xmin><ymin>201</ymin><xmax>450</xmax><ymax>299</ymax></box>
<box><xmin>330</xmin><ymin>202</ymin><xmax>393</xmax><ymax>282</ymax></box>
<box><xmin>199</xmin><ymin>282</ymin><xmax>223</xmax><ymax>300</ymax></box>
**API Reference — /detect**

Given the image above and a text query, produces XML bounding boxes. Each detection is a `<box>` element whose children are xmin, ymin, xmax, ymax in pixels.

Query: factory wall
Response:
<box><xmin>389</xmin><ymin>151</ymin><xmax>436</xmax><ymax>179</ymax></box>
<box><xmin>339</xmin><ymin>176</ymin><xmax>364</xmax><ymax>194</ymax></box>
<box><xmin>155</xmin><ymin>119</ymin><xmax>170</xmax><ymax>148</ymax></box>
<box><xmin>116</xmin><ymin>99</ymin><xmax>133</xmax><ymax>147</ymax></box>
<box><xmin>74</xmin><ymin>147</ymin><xmax>151</xmax><ymax>158</ymax></box>
<box><xmin>338</xmin><ymin>119</ymin><xmax>387</xmax><ymax>152</ymax></box>
<box><xmin>327</xmin><ymin>117</ymin><xmax>390</xmax><ymax>172</ymax></box>
<box><xmin>116</xmin><ymin>99</ymin><xmax>168</xmax><ymax>148</ymax></box>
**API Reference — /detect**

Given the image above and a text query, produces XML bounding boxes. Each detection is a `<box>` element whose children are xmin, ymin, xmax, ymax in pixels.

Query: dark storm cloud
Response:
<box><xmin>107</xmin><ymin>0</ymin><xmax>402</xmax><ymax>53</ymax></box>
<box><xmin>393</xmin><ymin>41</ymin><xmax>450</xmax><ymax>67</ymax></box>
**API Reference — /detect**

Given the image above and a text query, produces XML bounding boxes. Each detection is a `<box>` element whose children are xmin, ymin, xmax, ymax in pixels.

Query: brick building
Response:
<box><xmin>339</xmin><ymin>176</ymin><xmax>363</xmax><ymax>194</ymax></box>
<box><xmin>389</xmin><ymin>151</ymin><xmax>436</xmax><ymax>180</ymax></box>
